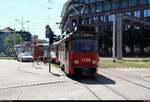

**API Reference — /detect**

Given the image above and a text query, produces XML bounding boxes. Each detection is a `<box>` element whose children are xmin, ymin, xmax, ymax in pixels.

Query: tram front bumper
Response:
<box><xmin>73</xmin><ymin>67</ymin><xmax>97</xmax><ymax>76</ymax></box>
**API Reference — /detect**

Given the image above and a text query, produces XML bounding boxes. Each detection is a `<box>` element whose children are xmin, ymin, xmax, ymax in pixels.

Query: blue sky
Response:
<box><xmin>0</xmin><ymin>0</ymin><xmax>67</xmax><ymax>39</ymax></box>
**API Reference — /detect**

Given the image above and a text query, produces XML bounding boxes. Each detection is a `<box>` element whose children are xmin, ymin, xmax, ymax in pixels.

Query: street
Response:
<box><xmin>0</xmin><ymin>59</ymin><xmax>150</xmax><ymax>100</ymax></box>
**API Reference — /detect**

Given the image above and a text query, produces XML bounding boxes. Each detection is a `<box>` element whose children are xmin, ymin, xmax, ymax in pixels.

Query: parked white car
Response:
<box><xmin>18</xmin><ymin>52</ymin><xmax>33</xmax><ymax>62</ymax></box>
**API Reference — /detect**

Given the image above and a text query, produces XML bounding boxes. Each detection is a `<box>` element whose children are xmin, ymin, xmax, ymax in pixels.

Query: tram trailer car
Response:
<box><xmin>42</xmin><ymin>44</ymin><xmax>49</xmax><ymax>63</ymax></box>
<box><xmin>32</xmin><ymin>44</ymin><xmax>43</xmax><ymax>60</ymax></box>
<box><xmin>51</xmin><ymin>41</ymin><xmax>61</xmax><ymax>64</ymax></box>
<box><xmin>32</xmin><ymin>43</ymin><xmax>60</xmax><ymax>63</ymax></box>
<box><xmin>59</xmin><ymin>26</ymin><xmax>99</xmax><ymax>76</ymax></box>
<box><xmin>32</xmin><ymin>44</ymin><xmax>49</xmax><ymax>61</ymax></box>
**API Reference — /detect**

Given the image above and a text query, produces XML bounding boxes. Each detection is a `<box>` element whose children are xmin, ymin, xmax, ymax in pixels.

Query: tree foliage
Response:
<box><xmin>3</xmin><ymin>33</ymin><xmax>23</xmax><ymax>56</ymax></box>
<box><xmin>124</xmin><ymin>26</ymin><xmax>150</xmax><ymax>55</ymax></box>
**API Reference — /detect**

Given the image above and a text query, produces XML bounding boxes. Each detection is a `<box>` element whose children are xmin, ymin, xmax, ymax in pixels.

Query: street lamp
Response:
<box><xmin>47</xmin><ymin>0</ymin><xmax>52</xmax><ymax>24</ymax></box>
<box><xmin>14</xmin><ymin>16</ymin><xmax>30</xmax><ymax>31</ymax></box>
<box><xmin>26</xmin><ymin>21</ymin><xmax>30</xmax><ymax>32</ymax></box>
<box><xmin>56</xmin><ymin>22</ymin><xmax>62</xmax><ymax>28</ymax></box>
<box><xmin>13</xmin><ymin>28</ymin><xmax>16</xmax><ymax>47</ymax></box>
<box><xmin>13</xmin><ymin>28</ymin><xmax>16</xmax><ymax>59</ymax></box>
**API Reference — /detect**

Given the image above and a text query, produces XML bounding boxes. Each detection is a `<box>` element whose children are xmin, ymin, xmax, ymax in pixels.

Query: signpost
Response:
<box><xmin>46</xmin><ymin>25</ymin><xmax>51</xmax><ymax>73</ymax></box>
<box><xmin>45</xmin><ymin>25</ymin><xmax>54</xmax><ymax>73</ymax></box>
<box><xmin>113</xmin><ymin>15</ymin><xmax>116</xmax><ymax>62</ymax></box>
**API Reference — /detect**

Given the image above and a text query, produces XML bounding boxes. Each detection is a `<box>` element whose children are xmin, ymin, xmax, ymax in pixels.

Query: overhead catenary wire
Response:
<box><xmin>26</xmin><ymin>0</ymin><xmax>63</xmax><ymax>9</ymax></box>
<box><xmin>24</xmin><ymin>0</ymin><xmax>63</xmax><ymax>36</ymax></box>
<box><xmin>27</xmin><ymin>0</ymin><xmax>48</xmax><ymax>9</ymax></box>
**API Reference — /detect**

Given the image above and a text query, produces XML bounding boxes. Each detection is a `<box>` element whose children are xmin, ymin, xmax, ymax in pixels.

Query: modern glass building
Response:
<box><xmin>60</xmin><ymin>0</ymin><xmax>150</xmax><ymax>57</ymax></box>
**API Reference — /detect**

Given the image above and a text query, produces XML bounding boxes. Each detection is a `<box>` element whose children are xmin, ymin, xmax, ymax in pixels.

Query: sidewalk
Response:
<box><xmin>19</xmin><ymin>62</ymin><xmax>66</xmax><ymax>77</ymax></box>
<box><xmin>101</xmin><ymin>57</ymin><xmax>150</xmax><ymax>60</ymax></box>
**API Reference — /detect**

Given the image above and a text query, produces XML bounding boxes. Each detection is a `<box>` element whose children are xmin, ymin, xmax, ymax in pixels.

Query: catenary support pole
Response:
<box><xmin>113</xmin><ymin>15</ymin><xmax>116</xmax><ymax>62</ymax></box>
<box><xmin>49</xmin><ymin>35</ymin><xmax>51</xmax><ymax>73</ymax></box>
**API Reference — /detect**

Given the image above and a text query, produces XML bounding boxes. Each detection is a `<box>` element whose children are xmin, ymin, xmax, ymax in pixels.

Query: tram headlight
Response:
<box><xmin>92</xmin><ymin>60</ymin><xmax>96</xmax><ymax>64</ymax></box>
<box><xmin>74</xmin><ymin>60</ymin><xmax>79</xmax><ymax>64</ymax></box>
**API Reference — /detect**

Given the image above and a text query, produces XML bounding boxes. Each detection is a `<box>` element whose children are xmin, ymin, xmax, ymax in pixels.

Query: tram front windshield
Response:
<box><xmin>72</xmin><ymin>39</ymin><xmax>97</xmax><ymax>52</ymax></box>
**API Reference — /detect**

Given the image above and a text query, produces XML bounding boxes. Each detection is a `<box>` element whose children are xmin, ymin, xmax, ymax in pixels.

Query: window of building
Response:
<box><xmin>112</xmin><ymin>2</ymin><xmax>120</xmax><ymax>10</ymax></box>
<box><xmin>93</xmin><ymin>16</ymin><xmax>98</xmax><ymax>21</ymax></box>
<box><xmin>96</xmin><ymin>4</ymin><xmax>103</xmax><ymax>12</ymax></box>
<box><xmin>98</xmin><ymin>16</ymin><xmax>101</xmax><ymax>22</ymax></box>
<box><xmin>134</xmin><ymin>10</ymin><xmax>141</xmax><ymax>18</ymax></box>
<box><xmin>89</xmin><ymin>18</ymin><xmax>92</xmax><ymax>24</ymax></box>
<box><xmin>112</xmin><ymin>3</ymin><xmax>116</xmax><ymax>10</ymax></box>
<box><xmin>104</xmin><ymin>15</ymin><xmax>109</xmax><ymax>22</ymax></box>
<box><xmin>84</xmin><ymin>0</ymin><xmax>89</xmax><ymax>3</ymax></box>
<box><xmin>89</xmin><ymin>0</ymin><xmax>96</xmax><ymax>3</ymax></box>
<box><xmin>84</xmin><ymin>0</ymin><xmax>96</xmax><ymax>3</ymax></box>
<box><xmin>90</xmin><ymin>17</ymin><xmax>94</xmax><ymax>23</ymax></box>
<box><xmin>124</xmin><ymin>12</ymin><xmax>131</xmax><ymax>16</ymax></box>
<box><xmin>129</xmin><ymin>0</ymin><xmax>137</xmax><ymax>7</ymax></box>
<box><xmin>120</xmin><ymin>0</ymin><xmax>128</xmax><ymax>8</ymax></box>
<box><xmin>108</xmin><ymin>15</ymin><xmax>114</xmax><ymax>21</ymax></box>
<box><xmin>140</xmin><ymin>0</ymin><xmax>148</xmax><ymax>5</ymax></box>
<box><xmin>78</xmin><ymin>7</ymin><xmax>83</xmax><ymax>14</ymax></box>
<box><xmin>95</xmin><ymin>27</ymin><xmax>99</xmax><ymax>33</ymax></box>
<box><xmin>84</xmin><ymin>8</ymin><xmax>89</xmax><ymax>14</ymax></box>
<box><xmin>101</xmin><ymin>16</ymin><xmax>104</xmax><ymax>22</ymax></box>
<box><xmin>80</xmin><ymin>0</ymin><xmax>85</xmax><ymax>2</ymax></box>
<box><xmin>81</xmin><ymin>19</ymin><xmax>84</xmax><ymax>25</ymax></box>
<box><xmin>85</xmin><ymin>18</ymin><xmax>89</xmax><ymax>24</ymax></box>
<box><xmin>144</xmin><ymin>9</ymin><xmax>150</xmax><ymax>17</ymax></box>
<box><xmin>104</xmin><ymin>3</ymin><xmax>111</xmax><ymax>11</ymax></box>
<box><xmin>91</xmin><ymin>6</ymin><xmax>96</xmax><ymax>14</ymax></box>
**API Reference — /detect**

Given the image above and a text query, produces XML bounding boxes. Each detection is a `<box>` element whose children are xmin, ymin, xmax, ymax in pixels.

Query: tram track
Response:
<box><xmin>102</xmin><ymin>70</ymin><xmax>150</xmax><ymax>90</ymax></box>
<box><xmin>76</xmin><ymin>76</ymin><xmax>129</xmax><ymax>100</ymax></box>
<box><xmin>93</xmin><ymin>77</ymin><xmax>129</xmax><ymax>100</ymax></box>
<box><xmin>76</xmin><ymin>78</ymin><xmax>101</xmax><ymax>100</ymax></box>
<box><xmin>111</xmin><ymin>69</ymin><xmax>150</xmax><ymax>84</ymax></box>
<box><xmin>101</xmin><ymin>84</ymin><xmax>129</xmax><ymax>100</ymax></box>
<box><xmin>2</xmin><ymin>65</ymin><xmax>149</xmax><ymax>100</ymax></box>
<box><xmin>0</xmin><ymin>80</ymin><xmax>69</xmax><ymax>91</ymax></box>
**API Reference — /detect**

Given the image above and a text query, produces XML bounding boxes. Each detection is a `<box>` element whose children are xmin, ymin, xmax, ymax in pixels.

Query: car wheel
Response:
<box><xmin>21</xmin><ymin>58</ymin><xmax>23</xmax><ymax>62</ymax></box>
<box><xmin>19</xmin><ymin>58</ymin><xmax>21</xmax><ymax>62</ymax></box>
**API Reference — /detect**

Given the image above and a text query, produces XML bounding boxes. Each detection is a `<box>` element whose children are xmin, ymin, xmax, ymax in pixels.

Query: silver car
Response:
<box><xmin>18</xmin><ymin>52</ymin><xmax>33</xmax><ymax>62</ymax></box>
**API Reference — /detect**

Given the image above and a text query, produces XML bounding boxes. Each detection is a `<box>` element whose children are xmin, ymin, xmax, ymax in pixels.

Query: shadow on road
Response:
<box><xmin>51</xmin><ymin>73</ymin><xmax>62</xmax><ymax>77</ymax></box>
<box><xmin>95</xmin><ymin>74</ymin><xmax>115</xmax><ymax>84</ymax></box>
<box><xmin>70</xmin><ymin>74</ymin><xmax>115</xmax><ymax>85</ymax></box>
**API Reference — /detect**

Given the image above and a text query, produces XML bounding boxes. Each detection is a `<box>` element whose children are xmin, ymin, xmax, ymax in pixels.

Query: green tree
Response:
<box><xmin>124</xmin><ymin>26</ymin><xmax>136</xmax><ymax>55</ymax></box>
<box><xmin>3</xmin><ymin>33</ymin><xmax>23</xmax><ymax>56</ymax></box>
<box><xmin>138</xmin><ymin>27</ymin><xmax>150</xmax><ymax>54</ymax></box>
<box><xmin>102</xmin><ymin>26</ymin><xmax>113</xmax><ymax>57</ymax></box>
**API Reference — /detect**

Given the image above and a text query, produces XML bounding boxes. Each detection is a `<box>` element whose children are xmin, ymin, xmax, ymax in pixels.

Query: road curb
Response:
<box><xmin>18</xmin><ymin>67</ymin><xmax>50</xmax><ymax>76</ymax></box>
<box><xmin>18</xmin><ymin>64</ymin><xmax>66</xmax><ymax>77</ymax></box>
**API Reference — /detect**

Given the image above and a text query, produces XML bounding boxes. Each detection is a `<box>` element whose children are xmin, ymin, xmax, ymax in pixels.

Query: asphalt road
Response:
<box><xmin>0</xmin><ymin>59</ymin><xmax>150</xmax><ymax>100</ymax></box>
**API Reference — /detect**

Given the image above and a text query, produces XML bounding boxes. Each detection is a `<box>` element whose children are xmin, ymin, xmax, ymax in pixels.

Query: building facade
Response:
<box><xmin>60</xmin><ymin>0</ymin><xmax>150</xmax><ymax>57</ymax></box>
<box><xmin>0</xmin><ymin>27</ymin><xmax>32</xmax><ymax>56</ymax></box>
